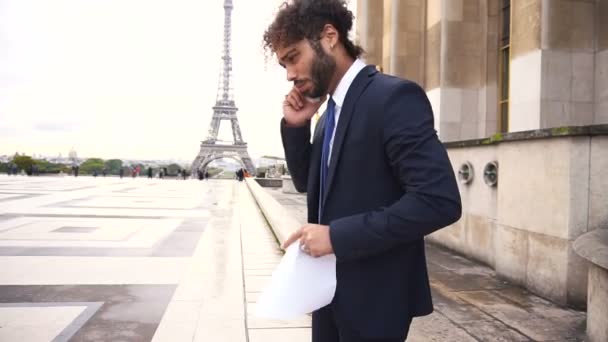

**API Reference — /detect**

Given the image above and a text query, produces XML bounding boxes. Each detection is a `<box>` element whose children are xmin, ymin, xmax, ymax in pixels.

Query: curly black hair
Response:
<box><xmin>263</xmin><ymin>0</ymin><xmax>363</xmax><ymax>59</ymax></box>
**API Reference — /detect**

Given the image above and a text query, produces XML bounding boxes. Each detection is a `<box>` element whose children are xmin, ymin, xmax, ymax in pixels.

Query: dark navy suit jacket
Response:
<box><xmin>280</xmin><ymin>65</ymin><xmax>462</xmax><ymax>338</ymax></box>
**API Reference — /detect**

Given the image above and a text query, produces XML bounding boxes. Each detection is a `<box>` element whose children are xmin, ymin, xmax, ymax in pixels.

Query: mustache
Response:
<box><xmin>293</xmin><ymin>79</ymin><xmax>309</xmax><ymax>87</ymax></box>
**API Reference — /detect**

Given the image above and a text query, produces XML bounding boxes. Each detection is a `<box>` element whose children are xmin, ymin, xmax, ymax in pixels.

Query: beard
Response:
<box><xmin>304</xmin><ymin>40</ymin><xmax>337</xmax><ymax>98</ymax></box>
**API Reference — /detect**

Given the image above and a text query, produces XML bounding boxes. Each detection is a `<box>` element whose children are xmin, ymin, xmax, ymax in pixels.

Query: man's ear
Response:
<box><xmin>320</xmin><ymin>24</ymin><xmax>339</xmax><ymax>49</ymax></box>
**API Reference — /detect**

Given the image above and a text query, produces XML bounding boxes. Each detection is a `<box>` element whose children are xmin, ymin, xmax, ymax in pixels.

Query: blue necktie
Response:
<box><xmin>319</xmin><ymin>97</ymin><xmax>336</xmax><ymax>220</ymax></box>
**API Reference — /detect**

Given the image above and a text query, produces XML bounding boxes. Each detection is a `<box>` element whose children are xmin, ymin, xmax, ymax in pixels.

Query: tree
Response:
<box><xmin>104</xmin><ymin>159</ymin><xmax>123</xmax><ymax>175</ymax></box>
<box><xmin>34</xmin><ymin>159</ymin><xmax>67</xmax><ymax>174</ymax></box>
<box><xmin>80</xmin><ymin>158</ymin><xmax>105</xmax><ymax>174</ymax></box>
<box><xmin>12</xmin><ymin>155</ymin><xmax>34</xmax><ymax>173</ymax></box>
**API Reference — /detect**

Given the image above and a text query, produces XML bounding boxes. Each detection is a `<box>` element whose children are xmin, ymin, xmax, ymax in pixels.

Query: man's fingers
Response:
<box><xmin>281</xmin><ymin>230</ymin><xmax>302</xmax><ymax>249</ymax></box>
<box><xmin>283</xmin><ymin>94</ymin><xmax>300</xmax><ymax>111</ymax></box>
<box><xmin>286</xmin><ymin>91</ymin><xmax>303</xmax><ymax>109</ymax></box>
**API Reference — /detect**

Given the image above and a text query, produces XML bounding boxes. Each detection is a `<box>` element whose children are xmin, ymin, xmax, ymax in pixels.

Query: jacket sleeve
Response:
<box><xmin>329</xmin><ymin>82</ymin><xmax>462</xmax><ymax>262</ymax></box>
<box><xmin>280</xmin><ymin>118</ymin><xmax>312</xmax><ymax>193</ymax></box>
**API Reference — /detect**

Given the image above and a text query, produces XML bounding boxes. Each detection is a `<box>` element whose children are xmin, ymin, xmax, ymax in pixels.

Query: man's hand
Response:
<box><xmin>282</xmin><ymin>224</ymin><xmax>333</xmax><ymax>257</ymax></box>
<box><xmin>283</xmin><ymin>88</ymin><xmax>326</xmax><ymax>127</ymax></box>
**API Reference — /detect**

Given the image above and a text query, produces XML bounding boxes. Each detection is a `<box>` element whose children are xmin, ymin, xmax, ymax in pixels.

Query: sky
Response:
<box><xmin>0</xmin><ymin>0</ymin><xmax>356</xmax><ymax>162</ymax></box>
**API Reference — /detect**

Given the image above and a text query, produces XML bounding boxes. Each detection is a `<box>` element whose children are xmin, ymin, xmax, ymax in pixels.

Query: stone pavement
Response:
<box><xmin>0</xmin><ymin>175</ymin><xmax>308</xmax><ymax>341</ymax></box>
<box><xmin>0</xmin><ymin>174</ymin><xmax>587</xmax><ymax>341</ymax></box>
<box><xmin>263</xmin><ymin>187</ymin><xmax>587</xmax><ymax>342</ymax></box>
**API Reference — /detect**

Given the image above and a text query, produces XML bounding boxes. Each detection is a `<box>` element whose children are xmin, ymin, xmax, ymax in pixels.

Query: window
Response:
<box><xmin>498</xmin><ymin>0</ymin><xmax>510</xmax><ymax>133</ymax></box>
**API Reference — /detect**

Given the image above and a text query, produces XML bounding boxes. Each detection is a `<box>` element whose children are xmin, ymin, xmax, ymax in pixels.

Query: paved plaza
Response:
<box><xmin>0</xmin><ymin>175</ymin><xmax>587</xmax><ymax>341</ymax></box>
<box><xmin>0</xmin><ymin>175</ymin><xmax>308</xmax><ymax>341</ymax></box>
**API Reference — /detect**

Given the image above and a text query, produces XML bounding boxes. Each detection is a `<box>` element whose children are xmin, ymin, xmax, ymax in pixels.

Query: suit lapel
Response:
<box><xmin>322</xmin><ymin>65</ymin><xmax>377</xmax><ymax>206</ymax></box>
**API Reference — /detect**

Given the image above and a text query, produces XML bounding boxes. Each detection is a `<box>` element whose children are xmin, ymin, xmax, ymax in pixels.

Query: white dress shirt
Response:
<box><xmin>326</xmin><ymin>59</ymin><xmax>366</xmax><ymax>166</ymax></box>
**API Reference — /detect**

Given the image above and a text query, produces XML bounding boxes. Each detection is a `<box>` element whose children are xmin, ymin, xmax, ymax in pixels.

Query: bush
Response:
<box><xmin>80</xmin><ymin>158</ymin><xmax>105</xmax><ymax>175</ymax></box>
<box><xmin>34</xmin><ymin>159</ymin><xmax>68</xmax><ymax>174</ymax></box>
<box><xmin>104</xmin><ymin>159</ymin><xmax>123</xmax><ymax>175</ymax></box>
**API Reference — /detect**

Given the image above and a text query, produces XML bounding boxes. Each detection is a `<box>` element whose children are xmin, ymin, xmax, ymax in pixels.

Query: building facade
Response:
<box><xmin>356</xmin><ymin>0</ymin><xmax>608</xmax><ymax>141</ymax></box>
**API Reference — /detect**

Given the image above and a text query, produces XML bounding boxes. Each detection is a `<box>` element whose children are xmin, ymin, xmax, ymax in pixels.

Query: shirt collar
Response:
<box><xmin>331</xmin><ymin>58</ymin><xmax>366</xmax><ymax>108</ymax></box>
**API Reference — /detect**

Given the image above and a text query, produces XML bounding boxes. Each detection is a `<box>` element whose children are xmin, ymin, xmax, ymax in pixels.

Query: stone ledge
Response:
<box><xmin>444</xmin><ymin>124</ymin><xmax>608</xmax><ymax>149</ymax></box>
<box><xmin>573</xmin><ymin>229</ymin><xmax>608</xmax><ymax>270</ymax></box>
<box><xmin>245</xmin><ymin>178</ymin><xmax>299</xmax><ymax>247</ymax></box>
<box><xmin>254</xmin><ymin>178</ymin><xmax>283</xmax><ymax>188</ymax></box>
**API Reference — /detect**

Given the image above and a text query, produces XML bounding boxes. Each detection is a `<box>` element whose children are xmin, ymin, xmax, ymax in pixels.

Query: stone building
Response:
<box><xmin>356</xmin><ymin>0</ymin><xmax>607</xmax><ymax>139</ymax></box>
<box><xmin>355</xmin><ymin>1</ymin><xmax>608</xmax><ymax>338</ymax></box>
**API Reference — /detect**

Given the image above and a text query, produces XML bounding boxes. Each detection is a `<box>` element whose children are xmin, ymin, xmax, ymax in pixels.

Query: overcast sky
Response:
<box><xmin>0</xmin><ymin>0</ymin><xmax>357</xmax><ymax>161</ymax></box>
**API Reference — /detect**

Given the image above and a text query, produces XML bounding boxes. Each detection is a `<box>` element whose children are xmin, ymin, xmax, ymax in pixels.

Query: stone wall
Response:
<box><xmin>429</xmin><ymin>126</ymin><xmax>608</xmax><ymax>307</ymax></box>
<box><xmin>356</xmin><ymin>0</ymin><xmax>608</xmax><ymax>142</ymax></box>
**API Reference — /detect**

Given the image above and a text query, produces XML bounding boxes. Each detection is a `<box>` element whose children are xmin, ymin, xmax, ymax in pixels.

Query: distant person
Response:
<box><xmin>102</xmin><ymin>168</ymin><xmax>107</xmax><ymax>177</ymax></box>
<box><xmin>131</xmin><ymin>168</ymin><xmax>136</xmax><ymax>178</ymax></box>
<box><xmin>205</xmin><ymin>171</ymin><xmax>210</xmax><ymax>180</ymax></box>
<box><xmin>159</xmin><ymin>169</ymin><xmax>164</xmax><ymax>179</ymax></box>
<box><xmin>182</xmin><ymin>169</ymin><xmax>187</xmax><ymax>180</ymax></box>
<box><xmin>119</xmin><ymin>168</ymin><xmax>124</xmax><ymax>179</ymax></box>
<box><xmin>147</xmin><ymin>167</ymin><xmax>153</xmax><ymax>179</ymax></box>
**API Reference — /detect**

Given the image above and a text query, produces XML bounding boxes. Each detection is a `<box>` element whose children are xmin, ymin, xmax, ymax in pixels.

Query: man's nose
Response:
<box><xmin>286</xmin><ymin>67</ymin><xmax>296</xmax><ymax>82</ymax></box>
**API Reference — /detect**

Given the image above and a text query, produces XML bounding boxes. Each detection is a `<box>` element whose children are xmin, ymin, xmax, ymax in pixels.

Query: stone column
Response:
<box><xmin>480</xmin><ymin>0</ymin><xmax>501</xmax><ymax>137</ymax></box>
<box><xmin>539</xmin><ymin>0</ymin><xmax>596</xmax><ymax>128</ymax></box>
<box><xmin>388</xmin><ymin>0</ymin><xmax>426</xmax><ymax>85</ymax></box>
<box><xmin>382</xmin><ymin>0</ymin><xmax>392</xmax><ymax>72</ymax></box>
<box><xmin>596</xmin><ymin>0</ymin><xmax>608</xmax><ymax>124</ymax></box>
<box><xmin>356</xmin><ymin>0</ymin><xmax>383</xmax><ymax>67</ymax></box>
<box><xmin>425</xmin><ymin>0</ymin><xmax>442</xmax><ymax>126</ymax></box>
<box><xmin>425</xmin><ymin>0</ymin><xmax>487</xmax><ymax>142</ymax></box>
<box><xmin>510</xmin><ymin>0</ymin><xmax>598</xmax><ymax>131</ymax></box>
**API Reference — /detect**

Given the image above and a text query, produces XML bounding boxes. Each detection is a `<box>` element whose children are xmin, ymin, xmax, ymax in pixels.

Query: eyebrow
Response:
<box><xmin>278</xmin><ymin>48</ymin><xmax>297</xmax><ymax>67</ymax></box>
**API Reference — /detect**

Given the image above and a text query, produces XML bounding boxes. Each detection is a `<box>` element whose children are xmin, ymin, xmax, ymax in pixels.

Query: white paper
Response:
<box><xmin>255</xmin><ymin>241</ymin><xmax>337</xmax><ymax>320</ymax></box>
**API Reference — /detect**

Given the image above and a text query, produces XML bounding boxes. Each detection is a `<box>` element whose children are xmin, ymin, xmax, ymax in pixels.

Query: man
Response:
<box><xmin>263</xmin><ymin>1</ymin><xmax>462</xmax><ymax>341</ymax></box>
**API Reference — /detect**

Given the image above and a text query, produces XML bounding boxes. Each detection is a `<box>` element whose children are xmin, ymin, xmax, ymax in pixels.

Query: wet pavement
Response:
<box><xmin>263</xmin><ymin>187</ymin><xmax>587</xmax><ymax>342</ymax></box>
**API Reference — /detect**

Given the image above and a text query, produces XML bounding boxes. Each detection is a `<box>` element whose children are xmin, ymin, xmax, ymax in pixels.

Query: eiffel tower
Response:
<box><xmin>190</xmin><ymin>0</ymin><xmax>255</xmax><ymax>176</ymax></box>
